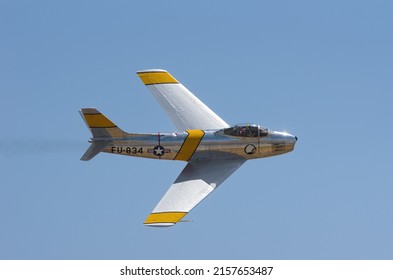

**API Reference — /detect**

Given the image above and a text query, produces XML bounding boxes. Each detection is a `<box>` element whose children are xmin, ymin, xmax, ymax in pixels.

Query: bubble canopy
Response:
<box><xmin>219</xmin><ymin>124</ymin><xmax>269</xmax><ymax>137</ymax></box>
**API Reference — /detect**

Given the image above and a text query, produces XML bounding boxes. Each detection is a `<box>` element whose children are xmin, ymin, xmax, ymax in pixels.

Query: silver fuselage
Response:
<box><xmin>101</xmin><ymin>128</ymin><xmax>297</xmax><ymax>162</ymax></box>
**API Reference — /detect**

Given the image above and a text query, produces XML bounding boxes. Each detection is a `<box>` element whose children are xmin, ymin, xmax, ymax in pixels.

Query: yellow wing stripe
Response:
<box><xmin>144</xmin><ymin>212</ymin><xmax>187</xmax><ymax>224</ymax></box>
<box><xmin>137</xmin><ymin>71</ymin><xmax>178</xmax><ymax>85</ymax></box>
<box><xmin>174</xmin><ymin>130</ymin><xmax>205</xmax><ymax>161</ymax></box>
<box><xmin>83</xmin><ymin>114</ymin><xmax>116</xmax><ymax>128</ymax></box>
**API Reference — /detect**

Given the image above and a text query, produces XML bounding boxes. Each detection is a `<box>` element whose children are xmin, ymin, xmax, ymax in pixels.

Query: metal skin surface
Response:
<box><xmin>101</xmin><ymin>128</ymin><xmax>297</xmax><ymax>162</ymax></box>
<box><xmin>80</xmin><ymin>69</ymin><xmax>298</xmax><ymax>226</ymax></box>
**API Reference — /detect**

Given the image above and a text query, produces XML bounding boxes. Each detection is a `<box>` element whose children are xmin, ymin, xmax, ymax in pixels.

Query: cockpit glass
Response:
<box><xmin>222</xmin><ymin>124</ymin><xmax>268</xmax><ymax>137</ymax></box>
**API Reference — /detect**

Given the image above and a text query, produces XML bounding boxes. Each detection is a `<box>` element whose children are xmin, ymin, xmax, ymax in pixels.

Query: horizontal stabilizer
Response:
<box><xmin>80</xmin><ymin>140</ymin><xmax>110</xmax><ymax>161</ymax></box>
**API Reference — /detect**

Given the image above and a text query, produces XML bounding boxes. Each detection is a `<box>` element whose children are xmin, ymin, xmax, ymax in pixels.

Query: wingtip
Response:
<box><xmin>80</xmin><ymin>108</ymin><xmax>99</xmax><ymax>114</ymax></box>
<box><xmin>144</xmin><ymin>223</ymin><xmax>175</xmax><ymax>227</ymax></box>
<box><xmin>137</xmin><ymin>69</ymin><xmax>167</xmax><ymax>74</ymax></box>
<box><xmin>137</xmin><ymin>69</ymin><xmax>178</xmax><ymax>85</ymax></box>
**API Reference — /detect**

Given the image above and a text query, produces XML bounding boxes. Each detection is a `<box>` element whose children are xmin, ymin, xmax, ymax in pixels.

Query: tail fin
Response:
<box><xmin>80</xmin><ymin>108</ymin><xmax>128</xmax><ymax>139</ymax></box>
<box><xmin>80</xmin><ymin>108</ymin><xmax>128</xmax><ymax>161</ymax></box>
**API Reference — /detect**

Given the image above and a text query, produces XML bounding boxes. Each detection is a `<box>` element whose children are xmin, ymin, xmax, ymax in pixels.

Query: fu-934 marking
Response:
<box><xmin>111</xmin><ymin>146</ymin><xmax>143</xmax><ymax>154</ymax></box>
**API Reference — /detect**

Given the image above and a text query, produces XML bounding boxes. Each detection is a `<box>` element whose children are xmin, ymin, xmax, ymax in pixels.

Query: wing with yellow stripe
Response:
<box><xmin>144</xmin><ymin>159</ymin><xmax>245</xmax><ymax>226</ymax></box>
<box><xmin>137</xmin><ymin>69</ymin><xmax>229</xmax><ymax>131</ymax></box>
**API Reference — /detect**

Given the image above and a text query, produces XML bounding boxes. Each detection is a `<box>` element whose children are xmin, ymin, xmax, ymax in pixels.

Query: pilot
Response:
<box><xmin>239</xmin><ymin>126</ymin><xmax>245</xmax><ymax>136</ymax></box>
<box><xmin>234</xmin><ymin>125</ymin><xmax>240</xmax><ymax>136</ymax></box>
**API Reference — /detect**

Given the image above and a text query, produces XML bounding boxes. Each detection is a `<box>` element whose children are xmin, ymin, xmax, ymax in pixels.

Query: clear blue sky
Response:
<box><xmin>1</xmin><ymin>0</ymin><xmax>392</xmax><ymax>259</ymax></box>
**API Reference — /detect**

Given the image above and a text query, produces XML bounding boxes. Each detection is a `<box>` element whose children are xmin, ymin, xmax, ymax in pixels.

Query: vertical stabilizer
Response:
<box><xmin>80</xmin><ymin>108</ymin><xmax>128</xmax><ymax>139</ymax></box>
<box><xmin>79</xmin><ymin>108</ymin><xmax>128</xmax><ymax>160</ymax></box>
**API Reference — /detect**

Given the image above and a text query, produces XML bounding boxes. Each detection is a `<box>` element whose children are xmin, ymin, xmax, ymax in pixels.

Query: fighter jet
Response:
<box><xmin>80</xmin><ymin>69</ymin><xmax>297</xmax><ymax>227</ymax></box>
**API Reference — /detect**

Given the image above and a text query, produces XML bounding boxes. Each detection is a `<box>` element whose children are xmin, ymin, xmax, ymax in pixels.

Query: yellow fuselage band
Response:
<box><xmin>174</xmin><ymin>130</ymin><xmax>205</xmax><ymax>161</ymax></box>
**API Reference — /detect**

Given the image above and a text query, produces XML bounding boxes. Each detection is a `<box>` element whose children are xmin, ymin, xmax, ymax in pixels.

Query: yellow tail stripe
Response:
<box><xmin>137</xmin><ymin>71</ymin><xmax>178</xmax><ymax>85</ymax></box>
<box><xmin>144</xmin><ymin>212</ymin><xmax>187</xmax><ymax>224</ymax></box>
<box><xmin>84</xmin><ymin>114</ymin><xmax>116</xmax><ymax>128</ymax></box>
<box><xmin>174</xmin><ymin>130</ymin><xmax>205</xmax><ymax>161</ymax></box>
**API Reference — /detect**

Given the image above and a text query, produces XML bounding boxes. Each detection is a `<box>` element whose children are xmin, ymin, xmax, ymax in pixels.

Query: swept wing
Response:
<box><xmin>137</xmin><ymin>69</ymin><xmax>229</xmax><ymax>131</ymax></box>
<box><xmin>144</xmin><ymin>159</ymin><xmax>245</xmax><ymax>226</ymax></box>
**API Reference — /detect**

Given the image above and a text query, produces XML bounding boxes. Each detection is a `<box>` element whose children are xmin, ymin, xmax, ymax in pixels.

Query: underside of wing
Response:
<box><xmin>144</xmin><ymin>159</ymin><xmax>245</xmax><ymax>227</ymax></box>
<box><xmin>137</xmin><ymin>69</ymin><xmax>229</xmax><ymax>131</ymax></box>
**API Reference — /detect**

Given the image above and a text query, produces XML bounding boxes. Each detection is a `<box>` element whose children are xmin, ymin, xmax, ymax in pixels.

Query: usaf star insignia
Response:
<box><xmin>153</xmin><ymin>145</ymin><xmax>165</xmax><ymax>156</ymax></box>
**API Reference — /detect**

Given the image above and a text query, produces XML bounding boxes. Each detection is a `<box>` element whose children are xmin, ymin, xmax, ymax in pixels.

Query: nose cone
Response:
<box><xmin>286</xmin><ymin>133</ymin><xmax>298</xmax><ymax>143</ymax></box>
<box><xmin>291</xmin><ymin>135</ymin><xmax>297</xmax><ymax>144</ymax></box>
<box><xmin>273</xmin><ymin>131</ymin><xmax>297</xmax><ymax>144</ymax></box>
<box><xmin>287</xmin><ymin>133</ymin><xmax>297</xmax><ymax>144</ymax></box>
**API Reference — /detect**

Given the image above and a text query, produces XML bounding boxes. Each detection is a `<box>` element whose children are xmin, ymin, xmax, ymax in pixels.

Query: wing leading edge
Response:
<box><xmin>137</xmin><ymin>69</ymin><xmax>229</xmax><ymax>131</ymax></box>
<box><xmin>144</xmin><ymin>159</ymin><xmax>246</xmax><ymax>227</ymax></box>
